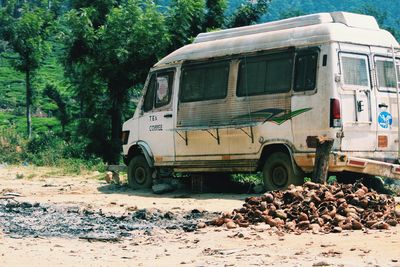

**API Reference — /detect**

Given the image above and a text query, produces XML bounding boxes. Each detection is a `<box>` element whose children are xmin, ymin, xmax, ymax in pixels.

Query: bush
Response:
<box><xmin>0</xmin><ymin>127</ymin><xmax>105</xmax><ymax>174</ymax></box>
<box><xmin>0</xmin><ymin>126</ymin><xmax>27</xmax><ymax>163</ymax></box>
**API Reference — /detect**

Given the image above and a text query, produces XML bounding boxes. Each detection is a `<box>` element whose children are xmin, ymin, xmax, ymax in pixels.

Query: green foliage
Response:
<box><xmin>327</xmin><ymin>175</ymin><xmax>337</xmax><ymax>184</ymax></box>
<box><xmin>70</xmin><ymin>0</ymin><xmax>115</xmax><ymax>28</ymax></box>
<box><xmin>0</xmin><ymin>126</ymin><xmax>27</xmax><ymax>163</ymax></box>
<box><xmin>232</xmin><ymin>173</ymin><xmax>262</xmax><ymax>184</ymax></box>
<box><xmin>354</xmin><ymin>4</ymin><xmax>400</xmax><ymax>40</ymax></box>
<box><xmin>1</xmin><ymin>3</ymin><xmax>53</xmax><ymax>137</ymax></box>
<box><xmin>279</xmin><ymin>9</ymin><xmax>305</xmax><ymax>20</ymax></box>
<box><xmin>62</xmin><ymin>0</ymin><xmax>170</xmax><ymax>163</ymax></box>
<box><xmin>0</xmin><ymin>112</ymin><xmax>62</xmax><ymax>134</ymax></box>
<box><xmin>7</xmin><ymin>6</ymin><xmax>51</xmax><ymax>73</ymax></box>
<box><xmin>166</xmin><ymin>0</ymin><xmax>205</xmax><ymax>51</ymax></box>
<box><xmin>98</xmin><ymin>0</ymin><xmax>169</xmax><ymax>84</ymax></box>
<box><xmin>229</xmin><ymin>0</ymin><xmax>271</xmax><ymax>27</ymax></box>
<box><xmin>263</xmin><ymin>0</ymin><xmax>400</xmax><ymax>39</ymax></box>
<box><xmin>43</xmin><ymin>83</ymin><xmax>69</xmax><ymax>132</ymax></box>
<box><xmin>204</xmin><ymin>0</ymin><xmax>227</xmax><ymax>30</ymax></box>
<box><xmin>0</xmin><ymin>126</ymin><xmax>105</xmax><ymax>173</ymax></box>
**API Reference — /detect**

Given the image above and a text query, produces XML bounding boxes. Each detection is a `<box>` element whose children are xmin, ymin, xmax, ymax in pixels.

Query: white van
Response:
<box><xmin>121</xmin><ymin>12</ymin><xmax>400</xmax><ymax>190</ymax></box>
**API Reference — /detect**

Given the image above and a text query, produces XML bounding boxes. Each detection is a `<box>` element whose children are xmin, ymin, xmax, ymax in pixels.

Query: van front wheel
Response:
<box><xmin>128</xmin><ymin>155</ymin><xmax>153</xmax><ymax>189</ymax></box>
<box><xmin>262</xmin><ymin>152</ymin><xmax>304</xmax><ymax>191</ymax></box>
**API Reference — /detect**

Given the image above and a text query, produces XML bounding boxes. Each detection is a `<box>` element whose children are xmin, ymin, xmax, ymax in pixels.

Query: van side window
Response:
<box><xmin>143</xmin><ymin>75</ymin><xmax>156</xmax><ymax>112</ymax></box>
<box><xmin>237</xmin><ymin>52</ymin><xmax>292</xmax><ymax>96</ymax></box>
<box><xmin>340</xmin><ymin>54</ymin><xmax>369</xmax><ymax>87</ymax></box>
<box><xmin>180</xmin><ymin>61</ymin><xmax>229</xmax><ymax>102</ymax></box>
<box><xmin>155</xmin><ymin>72</ymin><xmax>174</xmax><ymax>108</ymax></box>
<box><xmin>294</xmin><ymin>52</ymin><xmax>318</xmax><ymax>91</ymax></box>
<box><xmin>143</xmin><ymin>71</ymin><xmax>174</xmax><ymax>112</ymax></box>
<box><xmin>375</xmin><ymin>57</ymin><xmax>399</xmax><ymax>91</ymax></box>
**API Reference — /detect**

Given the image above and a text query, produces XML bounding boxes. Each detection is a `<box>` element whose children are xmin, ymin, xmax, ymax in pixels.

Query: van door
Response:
<box><xmin>138</xmin><ymin>69</ymin><xmax>175</xmax><ymax>163</ymax></box>
<box><xmin>374</xmin><ymin>56</ymin><xmax>400</xmax><ymax>152</ymax></box>
<box><xmin>339</xmin><ymin>52</ymin><xmax>376</xmax><ymax>151</ymax></box>
<box><xmin>174</xmin><ymin>60</ymin><xmax>231</xmax><ymax>164</ymax></box>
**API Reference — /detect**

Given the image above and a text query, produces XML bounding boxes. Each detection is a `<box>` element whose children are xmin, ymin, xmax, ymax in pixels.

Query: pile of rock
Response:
<box><xmin>211</xmin><ymin>181</ymin><xmax>400</xmax><ymax>233</ymax></box>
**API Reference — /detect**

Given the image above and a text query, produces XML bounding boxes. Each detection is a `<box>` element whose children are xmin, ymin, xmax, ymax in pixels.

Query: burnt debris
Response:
<box><xmin>0</xmin><ymin>201</ymin><xmax>210</xmax><ymax>239</ymax></box>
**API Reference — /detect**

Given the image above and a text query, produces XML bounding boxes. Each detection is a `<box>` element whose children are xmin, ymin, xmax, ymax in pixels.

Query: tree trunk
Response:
<box><xmin>108</xmin><ymin>82</ymin><xmax>124</xmax><ymax>165</ymax></box>
<box><xmin>25</xmin><ymin>70</ymin><xmax>32</xmax><ymax>138</ymax></box>
<box><xmin>312</xmin><ymin>137</ymin><xmax>334</xmax><ymax>184</ymax></box>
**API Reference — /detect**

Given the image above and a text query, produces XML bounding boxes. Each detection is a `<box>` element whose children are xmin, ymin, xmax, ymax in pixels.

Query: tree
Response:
<box><xmin>204</xmin><ymin>0</ymin><xmax>227</xmax><ymax>30</ymax></box>
<box><xmin>43</xmin><ymin>83</ymin><xmax>69</xmax><ymax>133</ymax></box>
<box><xmin>61</xmin><ymin>2</ymin><xmax>113</xmax><ymax>160</ymax></box>
<box><xmin>63</xmin><ymin>0</ymin><xmax>169</xmax><ymax>163</ymax></box>
<box><xmin>279</xmin><ymin>8</ymin><xmax>305</xmax><ymax>19</ymax></box>
<box><xmin>166</xmin><ymin>0</ymin><xmax>205</xmax><ymax>52</ymax></box>
<box><xmin>355</xmin><ymin>4</ymin><xmax>400</xmax><ymax>40</ymax></box>
<box><xmin>229</xmin><ymin>0</ymin><xmax>271</xmax><ymax>27</ymax></box>
<box><xmin>2</xmin><ymin>5</ymin><xmax>51</xmax><ymax>138</ymax></box>
<box><xmin>98</xmin><ymin>0</ymin><xmax>169</xmax><ymax>163</ymax></box>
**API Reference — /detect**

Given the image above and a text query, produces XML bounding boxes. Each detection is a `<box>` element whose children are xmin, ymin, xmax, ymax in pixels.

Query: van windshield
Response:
<box><xmin>341</xmin><ymin>55</ymin><xmax>370</xmax><ymax>87</ymax></box>
<box><xmin>375</xmin><ymin>57</ymin><xmax>400</xmax><ymax>92</ymax></box>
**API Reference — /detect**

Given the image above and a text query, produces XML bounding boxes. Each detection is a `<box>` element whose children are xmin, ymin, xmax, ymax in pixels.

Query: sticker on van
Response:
<box><xmin>378</xmin><ymin>111</ymin><xmax>393</xmax><ymax>129</ymax></box>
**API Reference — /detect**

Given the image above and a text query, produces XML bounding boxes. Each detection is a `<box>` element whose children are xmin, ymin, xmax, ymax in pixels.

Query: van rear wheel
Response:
<box><xmin>128</xmin><ymin>155</ymin><xmax>153</xmax><ymax>189</ymax></box>
<box><xmin>262</xmin><ymin>152</ymin><xmax>304</xmax><ymax>191</ymax></box>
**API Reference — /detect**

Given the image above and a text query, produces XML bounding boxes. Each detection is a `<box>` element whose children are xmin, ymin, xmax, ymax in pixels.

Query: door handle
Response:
<box><xmin>357</xmin><ymin>100</ymin><xmax>364</xmax><ymax>112</ymax></box>
<box><xmin>378</xmin><ymin>103</ymin><xmax>388</xmax><ymax>108</ymax></box>
<box><xmin>164</xmin><ymin>113</ymin><xmax>173</xmax><ymax>118</ymax></box>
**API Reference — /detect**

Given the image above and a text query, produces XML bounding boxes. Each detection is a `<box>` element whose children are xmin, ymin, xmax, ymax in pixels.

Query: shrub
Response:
<box><xmin>0</xmin><ymin>127</ymin><xmax>105</xmax><ymax>174</ymax></box>
<box><xmin>0</xmin><ymin>126</ymin><xmax>27</xmax><ymax>163</ymax></box>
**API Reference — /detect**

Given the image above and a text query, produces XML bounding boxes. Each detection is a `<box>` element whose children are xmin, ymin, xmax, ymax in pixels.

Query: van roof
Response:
<box><xmin>155</xmin><ymin>12</ymin><xmax>399</xmax><ymax>67</ymax></box>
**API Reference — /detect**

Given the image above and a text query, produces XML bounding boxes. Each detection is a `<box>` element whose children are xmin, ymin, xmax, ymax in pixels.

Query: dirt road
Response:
<box><xmin>0</xmin><ymin>166</ymin><xmax>399</xmax><ymax>267</ymax></box>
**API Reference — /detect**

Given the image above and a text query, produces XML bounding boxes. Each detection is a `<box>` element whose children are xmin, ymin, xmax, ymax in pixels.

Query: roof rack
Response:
<box><xmin>194</xmin><ymin>12</ymin><xmax>379</xmax><ymax>44</ymax></box>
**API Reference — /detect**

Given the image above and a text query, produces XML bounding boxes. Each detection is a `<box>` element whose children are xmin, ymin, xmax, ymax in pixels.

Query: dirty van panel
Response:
<box><xmin>374</xmin><ymin>55</ymin><xmax>400</xmax><ymax>152</ymax></box>
<box><xmin>339</xmin><ymin>50</ymin><xmax>377</xmax><ymax>151</ymax></box>
<box><xmin>175</xmin><ymin>60</ymin><xmax>232</xmax><ymax>158</ymax></box>
<box><xmin>138</xmin><ymin>70</ymin><xmax>175</xmax><ymax>163</ymax></box>
<box><xmin>177</xmin><ymin>52</ymin><xmax>292</xmax><ymax>129</ymax></box>
<box><xmin>291</xmin><ymin>46</ymin><xmax>327</xmax><ymax>152</ymax></box>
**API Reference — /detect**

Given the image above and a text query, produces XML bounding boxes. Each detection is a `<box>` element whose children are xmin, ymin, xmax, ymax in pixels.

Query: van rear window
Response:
<box><xmin>237</xmin><ymin>53</ymin><xmax>292</xmax><ymax>96</ymax></box>
<box><xmin>341</xmin><ymin>55</ymin><xmax>369</xmax><ymax>87</ymax></box>
<box><xmin>180</xmin><ymin>61</ymin><xmax>229</xmax><ymax>102</ymax></box>
<box><xmin>375</xmin><ymin>58</ymin><xmax>399</xmax><ymax>91</ymax></box>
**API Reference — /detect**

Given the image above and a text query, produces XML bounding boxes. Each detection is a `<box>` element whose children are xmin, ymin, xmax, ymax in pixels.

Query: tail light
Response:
<box><xmin>121</xmin><ymin>131</ymin><xmax>130</xmax><ymax>145</ymax></box>
<box><xmin>330</xmin><ymin>98</ymin><xmax>342</xmax><ymax>127</ymax></box>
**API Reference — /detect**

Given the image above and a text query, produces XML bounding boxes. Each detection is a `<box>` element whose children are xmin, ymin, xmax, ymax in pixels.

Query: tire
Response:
<box><xmin>127</xmin><ymin>155</ymin><xmax>153</xmax><ymax>189</ymax></box>
<box><xmin>262</xmin><ymin>152</ymin><xmax>304</xmax><ymax>191</ymax></box>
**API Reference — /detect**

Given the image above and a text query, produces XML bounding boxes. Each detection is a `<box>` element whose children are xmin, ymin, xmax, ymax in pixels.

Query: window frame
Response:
<box><xmin>179</xmin><ymin>60</ymin><xmax>230</xmax><ymax>103</ymax></box>
<box><xmin>374</xmin><ymin>55</ymin><xmax>400</xmax><ymax>93</ymax></box>
<box><xmin>293</xmin><ymin>50</ymin><xmax>319</xmax><ymax>92</ymax></box>
<box><xmin>339</xmin><ymin>52</ymin><xmax>371</xmax><ymax>90</ymax></box>
<box><xmin>236</xmin><ymin>51</ymin><xmax>294</xmax><ymax>97</ymax></box>
<box><xmin>142</xmin><ymin>68</ymin><xmax>175</xmax><ymax>113</ymax></box>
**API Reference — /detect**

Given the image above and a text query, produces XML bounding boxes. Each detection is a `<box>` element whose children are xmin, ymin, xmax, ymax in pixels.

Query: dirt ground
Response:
<box><xmin>0</xmin><ymin>165</ymin><xmax>399</xmax><ymax>267</ymax></box>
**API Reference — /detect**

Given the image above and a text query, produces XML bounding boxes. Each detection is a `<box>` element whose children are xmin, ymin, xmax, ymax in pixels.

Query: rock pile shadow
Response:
<box><xmin>0</xmin><ymin>201</ymin><xmax>212</xmax><ymax>240</ymax></box>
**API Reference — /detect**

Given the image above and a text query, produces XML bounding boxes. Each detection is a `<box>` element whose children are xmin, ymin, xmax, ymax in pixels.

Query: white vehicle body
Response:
<box><xmin>122</xmin><ymin>12</ymin><xmax>400</xmax><ymax>188</ymax></box>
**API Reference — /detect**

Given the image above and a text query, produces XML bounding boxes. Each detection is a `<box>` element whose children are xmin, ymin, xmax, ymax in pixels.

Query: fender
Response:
<box><xmin>136</xmin><ymin>141</ymin><xmax>154</xmax><ymax>168</ymax></box>
<box><xmin>283</xmin><ymin>144</ymin><xmax>304</xmax><ymax>176</ymax></box>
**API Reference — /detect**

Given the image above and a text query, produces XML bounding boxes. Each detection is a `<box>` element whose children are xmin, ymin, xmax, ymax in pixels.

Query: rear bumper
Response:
<box><xmin>294</xmin><ymin>152</ymin><xmax>400</xmax><ymax>180</ymax></box>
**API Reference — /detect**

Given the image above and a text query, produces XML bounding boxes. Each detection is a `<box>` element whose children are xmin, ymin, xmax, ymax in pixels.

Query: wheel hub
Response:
<box><xmin>271</xmin><ymin>165</ymin><xmax>288</xmax><ymax>187</ymax></box>
<box><xmin>134</xmin><ymin>167</ymin><xmax>146</xmax><ymax>185</ymax></box>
